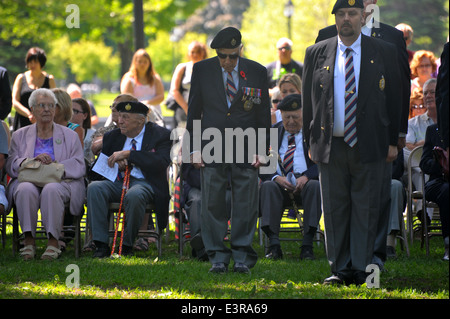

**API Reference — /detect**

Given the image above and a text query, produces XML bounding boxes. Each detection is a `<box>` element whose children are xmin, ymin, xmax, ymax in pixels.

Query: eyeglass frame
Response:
<box><xmin>34</xmin><ymin>103</ymin><xmax>56</xmax><ymax>110</ymax></box>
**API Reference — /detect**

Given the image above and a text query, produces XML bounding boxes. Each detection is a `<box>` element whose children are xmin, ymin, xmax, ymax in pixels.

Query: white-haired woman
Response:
<box><xmin>6</xmin><ymin>88</ymin><xmax>85</xmax><ymax>260</ymax></box>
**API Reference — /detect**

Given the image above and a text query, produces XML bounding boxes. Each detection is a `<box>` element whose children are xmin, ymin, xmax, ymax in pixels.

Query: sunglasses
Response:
<box><xmin>278</xmin><ymin>46</ymin><xmax>291</xmax><ymax>51</ymax></box>
<box><xmin>217</xmin><ymin>52</ymin><xmax>240</xmax><ymax>60</ymax></box>
<box><xmin>272</xmin><ymin>99</ymin><xmax>281</xmax><ymax>104</ymax></box>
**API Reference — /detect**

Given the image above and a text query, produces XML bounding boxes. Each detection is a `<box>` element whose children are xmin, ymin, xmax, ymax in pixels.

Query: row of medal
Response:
<box><xmin>242</xmin><ymin>87</ymin><xmax>261</xmax><ymax>111</ymax></box>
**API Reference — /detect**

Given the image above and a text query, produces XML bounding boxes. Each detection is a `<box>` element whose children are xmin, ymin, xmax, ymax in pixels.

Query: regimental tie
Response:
<box><xmin>344</xmin><ymin>48</ymin><xmax>358</xmax><ymax>148</ymax></box>
<box><xmin>282</xmin><ymin>134</ymin><xmax>296</xmax><ymax>174</ymax></box>
<box><xmin>131</xmin><ymin>138</ymin><xmax>137</xmax><ymax>151</ymax></box>
<box><xmin>118</xmin><ymin>139</ymin><xmax>137</xmax><ymax>181</ymax></box>
<box><xmin>226</xmin><ymin>71</ymin><xmax>237</xmax><ymax>103</ymax></box>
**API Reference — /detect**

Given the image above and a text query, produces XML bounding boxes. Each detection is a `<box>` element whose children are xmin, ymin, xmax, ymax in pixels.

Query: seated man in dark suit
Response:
<box><xmin>259</xmin><ymin>94</ymin><xmax>322</xmax><ymax>260</ymax></box>
<box><xmin>87</xmin><ymin>101</ymin><xmax>172</xmax><ymax>257</ymax></box>
<box><xmin>420</xmin><ymin>124</ymin><xmax>449</xmax><ymax>261</ymax></box>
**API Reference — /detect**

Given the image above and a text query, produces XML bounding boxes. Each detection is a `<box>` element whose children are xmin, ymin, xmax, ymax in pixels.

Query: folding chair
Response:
<box><xmin>11</xmin><ymin>203</ymin><xmax>82</xmax><ymax>258</ymax></box>
<box><xmin>420</xmin><ymin>173</ymin><xmax>442</xmax><ymax>256</ymax></box>
<box><xmin>108</xmin><ymin>202</ymin><xmax>162</xmax><ymax>257</ymax></box>
<box><xmin>259</xmin><ymin>205</ymin><xmax>325</xmax><ymax>252</ymax></box>
<box><xmin>0</xmin><ymin>207</ymin><xmax>7</xmax><ymax>248</ymax></box>
<box><xmin>406</xmin><ymin>146</ymin><xmax>425</xmax><ymax>243</ymax></box>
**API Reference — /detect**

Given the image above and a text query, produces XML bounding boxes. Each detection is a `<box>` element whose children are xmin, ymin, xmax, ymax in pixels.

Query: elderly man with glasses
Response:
<box><xmin>186</xmin><ymin>27</ymin><xmax>271</xmax><ymax>274</ymax></box>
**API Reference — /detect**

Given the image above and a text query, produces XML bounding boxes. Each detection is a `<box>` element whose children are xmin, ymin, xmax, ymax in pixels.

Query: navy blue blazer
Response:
<box><xmin>0</xmin><ymin>66</ymin><xmax>12</xmax><ymax>121</ymax></box>
<box><xmin>186</xmin><ymin>56</ymin><xmax>271</xmax><ymax>168</ymax></box>
<box><xmin>420</xmin><ymin>124</ymin><xmax>446</xmax><ymax>182</ymax></box>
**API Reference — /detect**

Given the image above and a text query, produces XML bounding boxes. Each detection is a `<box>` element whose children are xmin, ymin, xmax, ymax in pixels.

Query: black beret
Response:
<box><xmin>332</xmin><ymin>0</ymin><xmax>364</xmax><ymax>14</ymax></box>
<box><xmin>210</xmin><ymin>27</ymin><xmax>242</xmax><ymax>49</ymax></box>
<box><xmin>277</xmin><ymin>94</ymin><xmax>302</xmax><ymax>111</ymax></box>
<box><xmin>115</xmin><ymin>101</ymin><xmax>149</xmax><ymax>115</ymax></box>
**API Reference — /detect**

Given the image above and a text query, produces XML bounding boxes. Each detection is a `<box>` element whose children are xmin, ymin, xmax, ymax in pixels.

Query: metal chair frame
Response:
<box><xmin>11</xmin><ymin>203</ymin><xmax>82</xmax><ymax>258</ymax></box>
<box><xmin>107</xmin><ymin>202</ymin><xmax>161</xmax><ymax>257</ymax></box>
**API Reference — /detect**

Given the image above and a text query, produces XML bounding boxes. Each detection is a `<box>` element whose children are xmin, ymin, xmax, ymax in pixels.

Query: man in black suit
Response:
<box><xmin>259</xmin><ymin>94</ymin><xmax>321</xmax><ymax>260</ymax></box>
<box><xmin>420</xmin><ymin>124</ymin><xmax>449</xmax><ymax>261</ymax></box>
<box><xmin>87</xmin><ymin>101</ymin><xmax>172</xmax><ymax>257</ymax></box>
<box><xmin>436</xmin><ymin>42</ymin><xmax>449</xmax><ymax>154</ymax></box>
<box><xmin>0</xmin><ymin>66</ymin><xmax>12</xmax><ymax>121</ymax></box>
<box><xmin>302</xmin><ymin>0</ymin><xmax>401</xmax><ymax>285</ymax></box>
<box><xmin>186</xmin><ymin>27</ymin><xmax>271</xmax><ymax>274</ymax></box>
<box><xmin>316</xmin><ymin>0</ymin><xmax>410</xmax><ymax>270</ymax></box>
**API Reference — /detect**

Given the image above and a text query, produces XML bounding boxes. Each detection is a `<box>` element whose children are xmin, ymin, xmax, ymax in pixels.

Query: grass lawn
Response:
<box><xmin>0</xmin><ymin>212</ymin><xmax>448</xmax><ymax>305</ymax></box>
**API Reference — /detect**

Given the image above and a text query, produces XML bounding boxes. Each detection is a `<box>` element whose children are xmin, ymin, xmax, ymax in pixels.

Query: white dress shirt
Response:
<box><xmin>274</xmin><ymin>129</ymin><xmax>308</xmax><ymax>179</ymax></box>
<box><xmin>122</xmin><ymin>125</ymin><xmax>146</xmax><ymax>179</ymax></box>
<box><xmin>333</xmin><ymin>34</ymin><xmax>362</xmax><ymax>137</ymax></box>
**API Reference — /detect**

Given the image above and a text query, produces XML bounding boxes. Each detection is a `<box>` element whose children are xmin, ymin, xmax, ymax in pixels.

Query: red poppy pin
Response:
<box><xmin>240</xmin><ymin>71</ymin><xmax>246</xmax><ymax>80</ymax></box>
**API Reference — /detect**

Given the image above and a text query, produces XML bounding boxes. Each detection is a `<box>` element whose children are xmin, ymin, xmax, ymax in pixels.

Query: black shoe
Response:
<box><xmin>190</xmin><ymin>234</ymin><xmax>208</xmax><ymax>261</ymax></box>
<box><xmin>233</xmin><ymin>263</ymin><xmax>251</xmax><ymax>274</ymax></box>
<box><xmin>93</xmin><ymin>241</ymin><xmax>110</xmax><ymax>258</ymax></box>
<box><xmin>300</xmin><ymin>245</ymin><xmax>315</xmax><ymax>260</ymax></box>
<box><xmin>209</xmin><ymin>263</ymin><xmax>228</xmax><ymax>274</ymax></box>
<box><xmin>353</xmin><ymin>271</ymin><xmax>368</xmax><ymax>286</ymax></box>
<box><xmin>323</xmin><ymin>273</ymin><xmax>345</xmax><ymax>285</ymax></box>
<box><xmin>265</xmin><ymin>244</ymin><xmax>283</xmax><ymax>260</ymax></box>
<box><xmin>121</xmin><ymin>245</ymin><xmax>134</xmax><ymax>257</ymax></box>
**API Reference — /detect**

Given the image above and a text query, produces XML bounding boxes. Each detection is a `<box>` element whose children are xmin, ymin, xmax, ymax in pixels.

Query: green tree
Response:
<box><xmin>0</xmin><ymin>0</ymin><xmax>208</xmax><ymax>82</ymax></box>
<box><xmin>45</xmin><ymin>36</ymin><xmax>120</xmax><ymax>83</ymax></box>
<box><xmin>377</xmin><ymin>0</ymin><xmax>448</xmax><ymax>55</ymax></box>
<box><xmin>241</xmin><ymin>0</ymin><xmax>334</xmax><ymax>66</ymax></box>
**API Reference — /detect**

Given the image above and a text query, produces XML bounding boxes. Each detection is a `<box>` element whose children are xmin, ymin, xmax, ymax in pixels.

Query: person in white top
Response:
<box><xmin>120</xmin><ymin>49</ymin><xmax>165</xmax><ymax>127</ymax></box>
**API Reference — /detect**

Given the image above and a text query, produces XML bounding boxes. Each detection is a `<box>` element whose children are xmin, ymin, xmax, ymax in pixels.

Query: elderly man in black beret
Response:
<box><xmin>186</xmin><ymin>27</ymin><xmax>271</xmax><ymax>274</ymax></box>
<box><xmin>87</xmin><ymin>101</ymin><xmax>172</xmax><ymax>258</ymax></box>
<box><xmin>259</xmin><ymin>94</ymin><xmax>321</xmax><ymax>261</ymax></box>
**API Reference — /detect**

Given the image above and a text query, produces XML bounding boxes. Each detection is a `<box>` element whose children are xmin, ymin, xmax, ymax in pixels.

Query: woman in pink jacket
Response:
<box><xmin>6</xmin><ymin>88</ymin><xmax>85</xmax><ymax>260</ymax></box>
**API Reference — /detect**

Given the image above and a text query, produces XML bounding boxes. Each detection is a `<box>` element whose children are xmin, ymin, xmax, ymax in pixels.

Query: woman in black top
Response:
<box><xmin>12</xmin><ymin>47</ymin><xmax>56</xmax><ymax>131</ymax></box>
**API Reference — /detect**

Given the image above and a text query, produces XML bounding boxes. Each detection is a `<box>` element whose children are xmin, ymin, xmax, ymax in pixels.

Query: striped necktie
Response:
<box><xmin>226</xmin><ymin>71</ymin><xmax>237</xmax><ymax>103</ymax></box>
<box><xmin>117</xmin><ymin>139</ymin><xmax>137</xmax><ymax>181</ymax></box>
<box><xmin>344</xmin><ymin>48</ymin><xmax>357</xmax><ymax>147</ymax></box>
<box><xmin>282</xmin><ymin>134</ymin><xmax>296</xmax><ymax>174</ymax></box>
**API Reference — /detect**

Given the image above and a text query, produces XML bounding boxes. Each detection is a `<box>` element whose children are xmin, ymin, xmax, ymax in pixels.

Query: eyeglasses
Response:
<box><xmin>72</xmin><ymin>109</ymin><xmax>85</xmax><ymax>114</ymax></box>
<box><xmin>36</xmin><ymin>103</ymin><xmax>55</xmax><ymax>109</ymax></box>
<box><xmin>411</xmin><ymin>104</ymin><xmax>424</xmax><ymax>109</ymax></box>
<box><xmin>423</xmin><ymin>90</ymin><xmax>436</xmax><ymax>96</ymax></box>
<box><xmin>272</xmin><ymin>99</ymin><xmax>281</xmax><ymax>104</ymax></box>
<box><xmin>217</xmin><ymin>52</ymin><xmax>240</xmax><ymax>60</ymax></box>
<box><xmin>418</xmin><ymin>64</ymin><xmax>432</xmax><ymax>69</ymax></box>
<box><xmin>278</xmin><ymin>46</ymin><xmax>292</xmax><ymax>51</ymax></box>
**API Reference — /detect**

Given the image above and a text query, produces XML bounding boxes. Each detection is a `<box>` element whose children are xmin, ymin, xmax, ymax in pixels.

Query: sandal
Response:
<box><xmin>19</xmin><ymin>245</ymin><xmax>36</xmax><ymax>261</ymax></box>
<box><xmin>41</xmin><ymin>245</ymin><xmax>62</xmax><ymax>260</ymax></box>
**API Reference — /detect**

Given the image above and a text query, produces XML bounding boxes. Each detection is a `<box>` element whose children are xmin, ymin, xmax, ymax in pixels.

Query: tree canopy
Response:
<box><xmin>0</xmin><ymin>0</ymin><xmax>447</xmax><ymax>85</ymax></box>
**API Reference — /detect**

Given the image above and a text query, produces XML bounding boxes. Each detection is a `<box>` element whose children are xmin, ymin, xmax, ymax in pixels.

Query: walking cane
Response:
<box><xmin>111</xmin><ymin>166</ymin><xmax>131</xmax><ymax>257</ymax></box>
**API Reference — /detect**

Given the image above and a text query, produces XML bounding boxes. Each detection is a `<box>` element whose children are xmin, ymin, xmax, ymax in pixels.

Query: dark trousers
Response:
<box><xmin>318</xmin><ymin>138</ymin><xmax>385</xmax><ymax>276</ymax></box>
